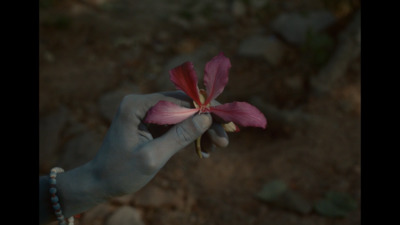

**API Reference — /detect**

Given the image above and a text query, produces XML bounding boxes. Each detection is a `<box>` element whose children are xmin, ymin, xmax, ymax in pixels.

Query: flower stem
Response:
<box><xmin>195</xmin><ymin>136</ymin><xmax>203</xmax><ymax>158</ymax></box>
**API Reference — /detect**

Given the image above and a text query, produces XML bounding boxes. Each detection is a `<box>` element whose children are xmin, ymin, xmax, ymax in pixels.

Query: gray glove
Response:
<box><xmin>92</xmin><ymin>91</ymin><xmax>229</xmax><ymax>195</ymax></box>
<box><xmin>39</xmin><ymin>91</ymin><xmax>229</xmax><ymax>224</ymax></box>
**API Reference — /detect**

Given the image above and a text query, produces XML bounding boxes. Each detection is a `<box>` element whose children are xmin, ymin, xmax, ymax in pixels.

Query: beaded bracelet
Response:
<box><xmin>49</xmin><ymin>167</ymin><xmax>74</xmax><ymax>225</ymax></box>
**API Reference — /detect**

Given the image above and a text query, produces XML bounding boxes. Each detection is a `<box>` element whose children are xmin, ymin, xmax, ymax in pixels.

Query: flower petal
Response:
<box><xmin>169</xmin><ymin>62</ymin><xmax>202</xmax><ymax>105</ymax></box>
<box><xmin>144</xmin><ymin>101</ymin><xmax>199</xmax><ymax>125</ymax></box>
<box><xmin>203</xmin><ymin>52</ymin><xmax>231</xmax><ymax>105</ymax></box>
<box><xmin>210</xmin><ymin>102</ymin><xmax>267</xmax><ymax>129</ymax></box>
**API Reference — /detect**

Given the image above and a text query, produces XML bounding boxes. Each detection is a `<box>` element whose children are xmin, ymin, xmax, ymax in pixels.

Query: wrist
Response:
<box><xmin>39</xmin><ymin>175</ymin><xmax>55</xmax><ymax>224</ymax></box>
<box><xmin>55</xmin><ymin>161</ymin><xmax>108</xmax><ymax>218</ymax></box>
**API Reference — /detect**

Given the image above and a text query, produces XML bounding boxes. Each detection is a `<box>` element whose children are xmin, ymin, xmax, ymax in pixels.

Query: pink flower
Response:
<box><xmin>144</xmin><ymin>52</ymin><xmax>267</xmax><ymax>156</ymax></box>
<box><xmin>145</xmin><ymin>52</ymin><xmax>267</xmax><ymax>129</ymax></box>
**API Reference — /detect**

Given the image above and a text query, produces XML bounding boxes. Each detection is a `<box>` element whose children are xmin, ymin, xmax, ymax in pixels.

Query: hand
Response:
<box><xmin>91</xmin><ymin>91</ymin><xmax>229</xmax><ymax>196</ymax></box>
<box><xmin>40</xmin><ymin>91</ymin><xmax>229</xmax><ymax>224</ymax></box>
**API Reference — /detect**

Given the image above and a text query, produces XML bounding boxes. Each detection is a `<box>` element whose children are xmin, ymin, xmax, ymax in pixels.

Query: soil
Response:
<box><xmin>39</xmin><ymin>0</ymin><xmax>361</xmax><ymax>224</ymax></box>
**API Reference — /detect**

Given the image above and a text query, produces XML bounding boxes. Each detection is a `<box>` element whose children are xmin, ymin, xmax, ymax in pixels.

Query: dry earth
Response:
<box><xmin>39</xmin><ymin>0</ymin><xmax>361</xmax><ymax>224</ymax></box>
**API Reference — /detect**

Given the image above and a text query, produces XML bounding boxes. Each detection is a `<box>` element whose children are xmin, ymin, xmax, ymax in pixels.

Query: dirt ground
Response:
<box><xmin>39</xmin><ymin>0</ymin><xmax>361</xmax><ymax>224</ymax></box>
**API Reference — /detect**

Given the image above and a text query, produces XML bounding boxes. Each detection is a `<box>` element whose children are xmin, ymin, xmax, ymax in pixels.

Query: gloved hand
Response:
<box><xmin>40</xmin><ymin>91</ymin><xmax>229</xmax><ymax>223</ymax></box>
<box><xmin>92</xmin><ymin>91</ymin><xmax>229</xmax><ymax>196</ymax></box>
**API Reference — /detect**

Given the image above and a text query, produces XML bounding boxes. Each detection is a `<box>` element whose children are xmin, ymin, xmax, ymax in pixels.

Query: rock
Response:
<box><xmin>237</xmin><ymin>35</ymin><xmax>286</xmax><ymax>66</ymax></box>
<box><xmin>250</xmin><ymin>96</ymin><xmax>322</xmax><ymax>130</ymax></box>
<box><xmin>151</xmin><ymin>210</ymin><xmax>194</xmax><ymax>225</ymax></box>
<box><xmin>231</xmin><ymin>0</ymin><xmax>247</xmax><ymax>17</ymax></box>
<box><xmin>39</xmin><ymin>106</ymin><xmax>69</xmax><ymax>172</ymax></box>
<box><xmin>310</xmin><ymin>10</ymin><xmax>360</xmax><ymax>96</ymax></box>
<box><xmin>255</xmin><ymin>180</ymin><xmax>287</xmax><ymax>201</ymax></box>
<box><xmin>314</xmin><ymin>191</ymin><xmax>358</xmax><ymax>218</ymax></box>
<box><xmin>62</xmin><ymin>119</ymin><xmax>87</xmax><ymax>138</ymax></box>
<box><xmin>43</xmin><ymin>51</ymin><xmax>55</xmax><ymax>63</ymax></box>
<box><xmin>276</xmin><ymin>190</ymin><xmax>313</xmax><ymax>214</ymax></box>
<box><xmin>58</xmin><ymin>129</ymin><xmax>102</xmax><ymax>170</ymax></box>
<box><xmin>336</xmin><ymin>85</ymin><xmax>361</xmax><ymax>116</ymax></box>
<box><xmin>105</xmin><ymin>206</ymin><xmax>145</xmax><ymax>225</ymax></box>
<box><xmin>284</xmin><ymin>75</ymin><xmax>304</xmax><ymax>92</ymax></box>
<box><xmin>85</xmin><ymin>0</ymin><xmax>110</xmax><ymax>6</ymax></box>
<box><xmin>98</xmin><ymin>82</ymin><xmax>140</xmax><ymax>122</ymax></box>
<box><xmin>109</xmin><ymin>194</ymin><xmax>134</xmax><ymax>205</ymax></box>
<box><xmin>302</xmin><ymin>30</ymin><xmax>335</xmax><ymax>66</ymax></box>
<box><xmin>256</xmin><ymin>180</ymin><xmax>312</xmax><ymax>214</ymax></box>
<box><xmin>133</xmin><ymin>185</ymin><xmax>185</xmax><ymax>209</ymax></box>
<box><xmin>169</xmin><ymin>15</ymin><xmax>191</xmax><ymax>29</ymax></box>
<box><xmin>238</xmin><ymin>35</ymin><xmax>270</xmax><ymax>56</ymax></box>
<box><xmin>271</xmin><ymin>11</ymin><xmax>336</xmax><ymax>45</ymax></box>
<box><xmin>81</xmin><ymin>202</ymin><xmax>116</xmax><ymax>225</ymax></box>
<box><xmin>249</xmin><ymin>0</ymin><xmax>269</xmax><ymax>10</ymax></box>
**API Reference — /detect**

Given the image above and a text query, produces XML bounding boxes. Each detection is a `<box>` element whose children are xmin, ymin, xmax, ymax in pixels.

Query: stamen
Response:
<box><xmin>199</xmin><ymin>105</ymin><xmax>210</xmax><ymax>113</ymax></box>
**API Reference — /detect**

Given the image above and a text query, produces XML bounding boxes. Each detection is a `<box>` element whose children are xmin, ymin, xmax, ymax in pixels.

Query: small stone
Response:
<box><xmin>62</xmin><ymin>119</ymin><xmax>86</xmax><ymax>138</ymax></box>
<box><xmin>249</xmin><ymin>0</ymin><xmax>269</xmax><ymax>10</ymax></box>
<box><xmin>314</xmin><ymin>191</ymin><xmax>357</xmax><ymax>218</ymax></box>
<box><xmin>43</xmin><ymin>51</ymin><xmax>55</xmax><ymax>63</ymax></box>
<box><xmin>232</xmin><ymin>0</ymin><xmax>247</xmax><ymax>17</ymax></box>
<box><xmin>263</xmin><ymin>36</ymin><xmax>287</xmax><ymax>66</ymax></box>
<box><xmin>133</xmin><ymin>185</ymin><xmax>185</xmax><ymax>209</ymax></box>
<box><xmin>169</xmin><ymin>15</ymin><xmax>191</xmax><ymax>29</ymax></box>
<box><xmin>271</xmin><ymin>11</ymin><xmax>336</xmax><ymax>45</ymax></box>
<box><xmin>81</xmin><ymin>203</ymin><xmax>116</xmax><ymax>225</ymax></box>
<box><xmin>310</xmin><ymin>10</ymin><xmax>360</xmax><ymax>96</ymax></box>
<box><xmin>256</xmin><ymin>180</ymin><xmax>312</xmax><ymax>214</ymax></box>
<box><xmin>237</xmin><ymin>35</ymin><xmax>286</xmax><ymax>66</ymax></box>
<box><xmin>85</xmin><ymin>0</ymin><xmax>110</xmax><ymax>6</ymax></box>
<box><xmin>105</xmin><ymin>206</ymin><xmax>145</xmax><ymax>225</ymax></box>
<box><xmin>256</xmin><ymin>180</ymin><xmax>287</xmax><ymax>201</ymax></box>
<box><xmin>275</xmin><ymin>190</ymin><xmax>313</xmax><ymax>214</ymax></box>
<box><xmin>109</xmin><ymin>194</ymin><xmax>134</xmax><ymax>205</ymax></box>
<box><xmin>284</xmin><ymin>75</ymin><xmax>304</xmax><ymax>92</ymax></box>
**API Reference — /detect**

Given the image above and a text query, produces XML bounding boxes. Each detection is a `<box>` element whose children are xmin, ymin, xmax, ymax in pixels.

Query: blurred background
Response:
<box><xmin>39</xmin><ymin>0</ymin><xmax>361</xmax><ymax>224</ymax></box>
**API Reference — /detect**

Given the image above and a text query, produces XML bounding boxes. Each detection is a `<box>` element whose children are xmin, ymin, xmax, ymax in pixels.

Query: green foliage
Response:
<box><xmin>254</xmin><ymin>2</ymin><xmax>279</xmax><ymax>22</ymax></box>
<box><xmin>39</xmin><ymin>0</ymin><xmax>56</xmax><ymax>9</ymax></box>
<box><xmin>302</xmin><ymin>29</ymin><xmax>334</xmax><ymax>67</ymax></box>
<box><xmin>42</xmin><ymin>15</ymin><xmax>71</xmax><ymax>29</ymax></box>
<box><xmin>320</xmin><ymin>0</ymin><xmax>359</xmax><ymax>11</ymax></box>
<box><xmin>314</xmin><ymin>191</ymin><xmax>358</xmax><ymax>217</ymax></box>
<box><xmin>177</xmin><ymin>9</ymin><xmax>194</xmax><ymax>21</ymax></box>
<box><xmin>255</xmin><ymin>180</ymin><xmax>287</xmax><ymax>201</ymax></box>
<box><xmin>256</xmin><ymin>180</ymin><xmax>312</xmax><ymax>214</ymax></box>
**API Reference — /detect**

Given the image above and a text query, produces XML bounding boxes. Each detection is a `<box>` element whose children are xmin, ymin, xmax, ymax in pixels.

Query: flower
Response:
<box><xmin>144</xmin><ymin>52</ymin><xmax>267</xmax><ymax>157</ymax></box>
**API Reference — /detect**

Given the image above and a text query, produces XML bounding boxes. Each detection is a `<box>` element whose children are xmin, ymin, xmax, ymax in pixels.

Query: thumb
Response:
<box><xmin>145</xmin><ymin>113</ymin><xmax>212</xmax><ymax>161</ymax></box>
